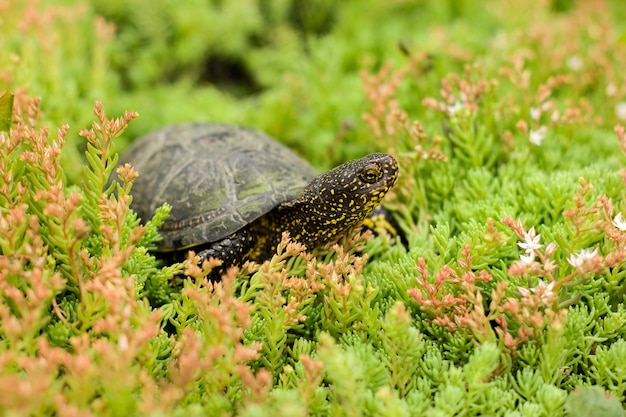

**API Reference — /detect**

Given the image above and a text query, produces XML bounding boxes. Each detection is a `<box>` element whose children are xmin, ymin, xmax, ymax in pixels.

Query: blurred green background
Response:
<box><xmin>4</xmin><ymin>2</ymin><xmax>626</xmax><ymax>414</ymax></box>
<box><xmin>4</xmin><ymin>0</ymin><xmax>624</xmax><ymax>182</ymax></box>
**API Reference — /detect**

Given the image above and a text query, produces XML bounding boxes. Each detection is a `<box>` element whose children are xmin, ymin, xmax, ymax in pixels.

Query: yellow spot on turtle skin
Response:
<box><xmin>238</xmin><ymin>153</ymin><xmax>398</xmax><ymax>262</ymax></box>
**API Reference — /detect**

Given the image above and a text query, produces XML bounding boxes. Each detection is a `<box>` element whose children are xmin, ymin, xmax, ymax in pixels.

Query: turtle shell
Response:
<box><xmin>120</xmin><ymin>123</ymin><xmax>318</xmax><ymax>250</ymax></box>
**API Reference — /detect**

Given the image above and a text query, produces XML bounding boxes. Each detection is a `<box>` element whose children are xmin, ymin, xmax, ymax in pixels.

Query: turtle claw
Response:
<box><xmin>194</xmin><ymin>227</ymin><xmax>257</xmax><ymax>279</ymax></box>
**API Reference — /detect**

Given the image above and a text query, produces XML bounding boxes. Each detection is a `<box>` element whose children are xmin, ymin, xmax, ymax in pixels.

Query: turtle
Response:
<box><xmin>120</xmin><ymin>123</ymin><xmax>399</xmax><ymax>274</ymax></box>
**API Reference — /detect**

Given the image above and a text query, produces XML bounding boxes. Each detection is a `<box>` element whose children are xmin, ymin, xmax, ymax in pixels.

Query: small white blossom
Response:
<box><xmin>532</xmin><ymin>280</ymin><xmax>557</xmax><ymax>303</ymax></box>
<box><xmin>550</xmin><ymin>110</ymin><xmax>560</xmax><ymax>122</ymax></box>
<box><xmin>566</xmin><ymin>55</ymin><xmax>583</xmax><ymax>72</ymax></box>
<box><xmin>615</xmin><ymin>102</ymin><xmax>626</xmax><ymax>121</ymax></box>
<box><xmin>518</xmin><ymin>280</ymin><xmax>556</xmax><ymax>303</ymax></box>
<box><xmin>544</xmin><ymin>242</ymin><xmax>557</xmax><ymax>257</ymax></box>
<box><xmin>567</xmin><ymin>248</ymin><xmax>599</xmax><ymax>268</ymax></box>
<box><xmin>447</xmin><ymin>101</ymin><xmax>464</xmax><ymax>115</ymax></box>
<box><xmin>519</xmin><ymin>252</ymin><xmax>535</xmax><ymax>265</ymax></box>
<box><xmin>543</xmin><ymin>259</ymin><xmax>558</xmax><ymax>272</ymax></box>
<box><xmin>530</xmin><ymin>107</ymin><xmax>541</xmax><ymax>121</ymax></box>
<box><xmin>518</xmin><ymin>227</ymin><xmax>542</xmax><ymax>254</ymax></box>
<box><xmin>118</xmin><ymin>334</ymin><xmax>129</xmax><ymax>351</ymax></box>
<box><xmin>606</xmin><ymin>83</ymin><xmax>617</xmax><ymax>97</ymax></box>
<box><xmin>529</xmin><ymin>128</ymin><xmax>546</xmax><ymax>146</ymax></box>
<box><xmin>613</xmin><ymin>212</ymin><xmax>626</xmax><ymax>231</ymax></box>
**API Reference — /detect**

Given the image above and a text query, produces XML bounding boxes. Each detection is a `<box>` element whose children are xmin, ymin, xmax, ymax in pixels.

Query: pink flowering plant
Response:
<box><xmin>2</xmin><ymin>0</ymin><xmax>626</xmax><ymax>416</ymax></box>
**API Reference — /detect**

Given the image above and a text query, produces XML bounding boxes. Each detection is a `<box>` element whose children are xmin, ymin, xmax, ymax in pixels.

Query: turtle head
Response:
<box><xmin>307</xmin><ymin>152</ymin><xmax>399</xmax><ymax>225</ymax></box>
<box><xmin>274</xmin><ymin>153</ymin><xmax>398</xmax><ymax>248</ymax></box>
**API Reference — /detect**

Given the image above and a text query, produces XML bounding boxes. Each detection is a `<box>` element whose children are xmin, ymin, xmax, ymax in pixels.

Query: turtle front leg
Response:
<box><xmin>362</xmin><ymin>206</ymin><xmax>407</xmax><ymax>246</ymax></box>
<box><xmin>195</xmin><ymin>227</ymin><xmax>257</xmax><ymax>279</ymax></box>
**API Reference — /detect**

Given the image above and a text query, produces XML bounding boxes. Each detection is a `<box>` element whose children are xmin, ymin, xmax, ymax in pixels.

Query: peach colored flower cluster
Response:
<box><xmin>409</xmin><ymin>237</ymin><xmax>570</xmax><ymax>352</ymax></box>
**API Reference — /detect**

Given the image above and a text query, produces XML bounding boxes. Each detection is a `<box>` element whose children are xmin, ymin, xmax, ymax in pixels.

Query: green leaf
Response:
<box><xmin>565</xmin><ymin>386</ymin><xmax>623</xmax><ymax>417</ymax></box>
<box><xmin>0</xmin><ymin>91</ymin><xmax>14</xmax><ymax>132</ymax></box>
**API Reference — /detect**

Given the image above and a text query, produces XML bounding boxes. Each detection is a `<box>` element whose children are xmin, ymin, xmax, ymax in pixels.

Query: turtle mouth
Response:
<box><xmin>362</xmin><ymin>175</ymin><xmax>396</xmax><ymax>197</ymax></box>
<box><xmin>382</xmin><ymin>167</ymin><xmax>399</xmax><ymax>188</ymax></box>
<box><xmin>365</xmin><ymin>174</ymin><xmax>397</xmax><ymax>204</ymax></box>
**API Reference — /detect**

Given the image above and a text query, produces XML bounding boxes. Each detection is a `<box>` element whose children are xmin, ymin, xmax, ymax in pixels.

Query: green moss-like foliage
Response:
<box><xmin>2</xmin><ymin>0</ymin><xmax>626</xmax><ymax>415</ymax></box>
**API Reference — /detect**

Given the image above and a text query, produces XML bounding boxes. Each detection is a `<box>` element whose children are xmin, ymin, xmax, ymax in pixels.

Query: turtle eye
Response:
<box><xmin>358</xmin><ymin>163</ymin><xmax>381</xmax><ymax>184</ymax></box>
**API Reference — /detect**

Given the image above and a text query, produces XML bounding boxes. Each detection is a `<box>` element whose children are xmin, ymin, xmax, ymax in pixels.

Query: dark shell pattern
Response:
<box><xmin>120</xmin><ymin>123</ymin><xmax>318</xmax><ymax>250</ymax></box>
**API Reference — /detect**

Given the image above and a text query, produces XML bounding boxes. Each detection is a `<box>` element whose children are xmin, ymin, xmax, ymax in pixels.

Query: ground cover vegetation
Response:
<box><xmin>1</xmin><ymin>0</ymin><xmax>626</xmax><ymax>415</ymax></box>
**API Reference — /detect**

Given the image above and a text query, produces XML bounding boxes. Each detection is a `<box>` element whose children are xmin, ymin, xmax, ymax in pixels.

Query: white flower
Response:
<box><xmin>529</xmin><ymin>128</ymin><xmax>546</xmax><ymax>146</ymax></box>
<box><xmin>519</xmin><ymin>252</ymin><xmax>535</xmax><ymax>265</ymax></box>
<box><xmin>613</xmin><ymin>212</ymin><xmax>626</xmax><ymax>231</ymax></box>
<box><xmin>532</xmin><ymin>280</ymin><xmax>557</xmax><ymax>303</ymax></box>
<box><xmin>530</xmin><ymin>107</ymin><xmax>541</xmax><ymax>121</ymax></box>
<box><xmin>118</xmin><ymin>334</ymin><xmax>129</xmax><ymax>351</ymax></box>
<box><xmin>518</xmin><ymin>227</ymin><xmax>542</xmax><ymax>254</ymax></box>
<box><xmin>447</xmin><ymin>101</ymin><xmax>464</xmax><ymax>115</ymax></box>
<box><xmin>518</xmin><ymin>280</ymin><xmax>556</xmax><ymax>303</ymax></box>
<box><xmin>550</xmin><ymin>110</ymin><xmax>560</xmax><ymax>122</ymax></box>
<box><xmin>606</xmin><ymin>83</ymin><xmax>617</xmax><ymax>97</ymax></box>
<box><xmin>567</xmin><ymin>248</ymin><xmax>599</xmax><ymax>268</ymax></box>
<box><xmin>566</xmin><ymin>55</ymin><xmax>583</xmax><ymax>72</ymax></box>
<box><xmin>615</xmin><ymin>102</ymin><xmax>626</xmax><ymax>121</ymax></box>
<box><xmin>518</xmin><ymin>286</ymin><xmax>531</xmax><ymax>297</ymax></box>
